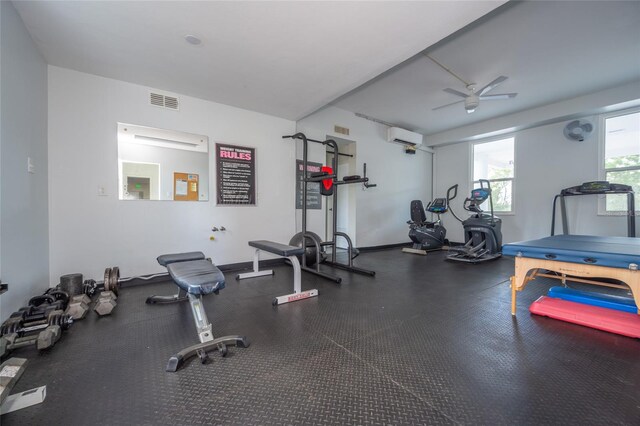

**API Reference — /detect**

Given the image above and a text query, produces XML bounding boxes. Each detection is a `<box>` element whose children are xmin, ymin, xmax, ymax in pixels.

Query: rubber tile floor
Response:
<box><xmin>3</xmin><ymin>249</ymin><xmax>639</xmax><ymax>425</ymax></box>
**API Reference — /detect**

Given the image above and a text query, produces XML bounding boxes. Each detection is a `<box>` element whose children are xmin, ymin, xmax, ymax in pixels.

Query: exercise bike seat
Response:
<box><xmin>166</xmin><ymin>259</ymin><xmax>226</xmax><ymax>296</ymax></box>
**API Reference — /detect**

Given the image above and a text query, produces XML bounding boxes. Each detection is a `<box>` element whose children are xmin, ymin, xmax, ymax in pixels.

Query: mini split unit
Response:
<box><xmin>386</xmin><ymin>127</ymin><xmax>423</xmax><ymax>148</ymax></box>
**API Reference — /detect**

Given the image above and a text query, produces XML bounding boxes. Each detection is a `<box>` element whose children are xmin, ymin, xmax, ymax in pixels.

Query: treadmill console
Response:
<box><xmin>562</xmin><ymin>181</ymin><xmax>633</xmax><ymax>195</ymax></box>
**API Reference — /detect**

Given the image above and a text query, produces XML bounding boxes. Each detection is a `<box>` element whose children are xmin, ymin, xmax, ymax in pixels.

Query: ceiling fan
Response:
<box><xmin>425</xmin><ymin>54</ymin><xmax>517</xmax><ymax>114</ymax></box>
<box><xmin>433</xmin><ymin>76</ymin><xmax>518</xmax><ymax>114</ymax></box>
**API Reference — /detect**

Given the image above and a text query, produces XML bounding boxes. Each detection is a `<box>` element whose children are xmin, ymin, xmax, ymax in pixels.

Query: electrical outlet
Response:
<box><xmin>97</xmin><ymin>186</ymin><xmax>107</xmax><ymax>196</ymax></box>
<box><xmin>27</xmin><ymin>157</ymin><xmax>35</xmax><ymax>174</ymax></box>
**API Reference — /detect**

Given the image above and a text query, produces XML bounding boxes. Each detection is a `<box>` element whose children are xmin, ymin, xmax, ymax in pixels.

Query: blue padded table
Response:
<box><xmin>503</xmin><ymin>235</ymin><xmax>640</xmax><ymax>316</ymax></box>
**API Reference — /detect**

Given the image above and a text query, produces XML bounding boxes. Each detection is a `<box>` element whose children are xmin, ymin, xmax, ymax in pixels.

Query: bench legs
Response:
<box><xmin>166</xmin><ymin>293</ymin><xmax>250</xmax><ymax>372</ymax></box>
<box><xmin>236</xmin><ymin>249</ymin><xmax>318</xmax><ymax>306</ymax></box>
<box><xmin>236</xmin><ymin>249</ymin><xmax>275</xmax><ymax>280</ymax></box>
<box><xmin>145</xmin><ymin>288</ymin><xmax>189</xmax><ymax>305</ymax></box>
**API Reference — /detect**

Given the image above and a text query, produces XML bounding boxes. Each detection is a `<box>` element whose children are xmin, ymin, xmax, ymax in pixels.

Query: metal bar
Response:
<box><xmin>288</xmin><ymin>255</ymin><xmax>302</xmax><ymax>294</ymax></box>
<box><xmin>283</xmin><ymin>134</ymin><xmax>327</xmax><ymax>145</ymax></box>
<box><xmin>333</xmin><ymin>178</ymin><xmax>369</xmax><ymax>185</ymax></box>
<box><xmin>300</xmin><ymin>265</ymin><xmax>342</xmax><ymax>283</ymax></box>
<box><xmin>252</xmin><ymin>249</ymin><xmax>260</xmax><ymax>272</ymax></box>
<box><xmin>335</xmin><ymin>232</ymin><xmax>354</xmax><ymax>267</ymax></box>
<box><xmin>305</xmin><ymin>174</ymin><xmax>336</xmax><ymax>182</ymax></box>
<box><xmin>188</xmin><ymin>293</ymin><xmax>213</xmax><ymax>343</ymax></box>
<box><xmin>301</xmin><ymin>133</ymin><xmax>309</xmax><ymax>268</ymax></box>
<box><xmin>327</xmin><ymin>150</ymin><xmax>353</xmax><ymax>158</ymax></box>
<box><xmin>560</xmin><ymin>195</ymin><xmax>568</xmax><ymax>234</ymax></box>
<box><xmin>551</xmin><ymin>194</ymin><xmax>559</xmax><ymax>235</ymax></box>
<box><xmin>323</xmin><ymin>261</ymin><xmax>376</xmax><ymax>276</ymax></box>
<box><xmin>325</xmin><ymin>139</ymin><xmax>340</xmax><ymax>264</ymax></box>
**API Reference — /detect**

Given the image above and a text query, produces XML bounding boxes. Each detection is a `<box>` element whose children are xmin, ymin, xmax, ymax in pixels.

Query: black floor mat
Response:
<box><xmin>2</xmin><ymin>250</ymin><xmax>639</xmax><ymax>425</ymax></box>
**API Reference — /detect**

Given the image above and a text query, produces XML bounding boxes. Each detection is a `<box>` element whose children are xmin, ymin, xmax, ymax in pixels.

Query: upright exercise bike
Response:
<box><xmin>447</xmin><ymin>179</ymin><xmax>502</xmax><ymax>263</ymax></box>
<box><xmin>403</xmin><ymin>185</ymin><xmax>458</xmax><ymax>255</ymax></box>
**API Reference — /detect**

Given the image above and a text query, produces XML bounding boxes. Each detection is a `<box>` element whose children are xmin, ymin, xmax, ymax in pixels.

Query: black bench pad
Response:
<box><xmin>166</xmin><ymin>260</ymin><xmax>225</xmax><ymax>295</ymax></box>
<box><xmin>248</xmin><ymin>240</ymin><xmax>304</xmax><ymax>257</ymax></box>
<box><xmin>157</xmin><ymin>251</ymin><xmax>205</xmax><ymax>267</ymax></box>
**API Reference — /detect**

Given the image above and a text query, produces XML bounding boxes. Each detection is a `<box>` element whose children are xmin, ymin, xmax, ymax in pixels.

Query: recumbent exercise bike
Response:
<box><xmin>403</xmin><ymin>184</ymin><xmax>458</xmax><ymax>255</ymax></box>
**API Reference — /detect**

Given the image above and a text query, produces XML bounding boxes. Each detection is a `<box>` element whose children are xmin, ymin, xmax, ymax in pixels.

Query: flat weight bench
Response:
<box><xmin>151</xmin><ymin>252</ymin><xmax>249</xmax><ymax>372</ymax></box>
<box><xmin>236</xmin><ymin>240</ymin><xmax>318</xmax><ymax>305</ymax></box>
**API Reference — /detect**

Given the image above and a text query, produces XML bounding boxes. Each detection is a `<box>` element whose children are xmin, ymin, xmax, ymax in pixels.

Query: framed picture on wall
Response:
<box><xmin>216</xmin><ymin>143</ymin><xmax>256</xmax><ymax>205</ymax></box>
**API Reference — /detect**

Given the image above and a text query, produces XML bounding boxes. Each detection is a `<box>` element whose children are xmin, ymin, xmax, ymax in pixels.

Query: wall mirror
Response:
<box><xmin>117</xmin><ymin>123</ymin><xmax>209</xmax><ymax>201</ymax></box>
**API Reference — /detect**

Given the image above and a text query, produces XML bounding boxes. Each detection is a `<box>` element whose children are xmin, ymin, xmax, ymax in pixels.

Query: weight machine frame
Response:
<box><xmin>283</xmin><ymin>132</ymin><xmax>375</xmax><ymax>283</ymax></box>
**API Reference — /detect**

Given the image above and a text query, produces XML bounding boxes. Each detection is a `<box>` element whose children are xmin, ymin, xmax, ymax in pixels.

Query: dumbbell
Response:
<box><xmin>65</xmin><ymin>294</ymin><xmax>91</xmax><ymax>320</ymax></box>
<box><xmin>8</xmin><ymin>304</ymin><xmax>64</xmax><ymax>325</ymax></box>
<box><xmin>28</xmin><ymin>293</ymin><xmax>67</xmax><ymax>311</ymax></box>
<box><xmin>0</xmin><ymin>325</ymin><xmax>62</xmax><ymax>358</ymax></box>
<box><xmin>94</xmin><ymin>291</ymin><xmax>117</xmax><ymax>316</ymax></box>
<box><xmin>1</xmin><ymin>310</ymin><xmax>72</xmax><ymax>336</ymax></box>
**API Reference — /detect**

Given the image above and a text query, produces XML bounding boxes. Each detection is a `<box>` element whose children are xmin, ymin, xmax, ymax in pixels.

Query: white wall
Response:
<box><xmin>297</xmin><ymin>106</ymin><xmax>432</xmax><ymax>247</ymax></box>
<box><xmin>48</xmin><ymin>66</ymin><xmax>297</xmax><ymax>283</ymax></box>
<box><xmin>434</xmin><ymin>113</ymin><xmax>638</xmax><ymax>244</ymax></box>
<box><xmin>0</xmin><ymin>1</ymin><xmax>49</xmax><ymax>319</ymax></box>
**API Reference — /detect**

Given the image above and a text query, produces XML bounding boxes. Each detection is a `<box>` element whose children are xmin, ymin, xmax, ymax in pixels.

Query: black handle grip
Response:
<box><xmin>544</xmin><ymin>254</ymin><xmax>557</xmax><ymax>260</ymax></box>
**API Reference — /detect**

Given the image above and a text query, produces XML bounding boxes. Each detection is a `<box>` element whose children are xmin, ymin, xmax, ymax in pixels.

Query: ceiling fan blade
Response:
<box><xmin>477</xmin><ymin>76</ymin><xmax>508</xmax><ymax>96</ymax></box>
<box><xmin>479</xmin><ymin>93</ymin><xmax>518</xmax><ymax>100</ymax></box>
<box><xmin>432</xmin><ymin>99</ymin><xmax>464</xmax><ymax>111</ymax></box>
<box><xmin>443</xmin><ymin>88</ymin><xmax>469</xmax><ymax>98</ymax></box>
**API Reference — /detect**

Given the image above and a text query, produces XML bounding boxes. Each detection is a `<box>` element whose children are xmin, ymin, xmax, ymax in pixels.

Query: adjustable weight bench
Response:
<box><xmin>150</xmin><ymin>252</ymin><xmax>249</xmax><ymax>372</ymax></box>
<box><xmin>236</xmin><ymin>240</ymin><xmax>318</xmax><ymax>305</ymax></box>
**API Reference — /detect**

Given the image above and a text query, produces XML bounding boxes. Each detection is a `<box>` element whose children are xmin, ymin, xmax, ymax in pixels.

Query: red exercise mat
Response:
<box><xmin>530</xmin><ymin>296</ymin><xmax>640</xmax><ymax>338</ymax></box>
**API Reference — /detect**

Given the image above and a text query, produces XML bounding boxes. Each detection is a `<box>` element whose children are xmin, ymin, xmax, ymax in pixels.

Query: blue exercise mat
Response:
<box><xmin>502</xmin><ymin>235</ymin><xmax>640</xmax><ymax>269</ymax></box>
<box><xmin>548</xmin><ymin>286</ymin><xmax>638</xmax><ymax>314</ymax></box>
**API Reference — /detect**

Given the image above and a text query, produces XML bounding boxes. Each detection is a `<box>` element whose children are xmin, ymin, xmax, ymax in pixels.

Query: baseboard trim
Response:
<box><xmin>121</xmin><ymin>243</ymin><xmax>437</xmax><ymax>288</ymax></box>
<box><xmin>218</xmin><ymin>258</ymin><xmax>286</xmax><ymax>273</ymax></box>
<box><xmin>357</xmin><ymin>242</ymin><xmax>411</xmax><ymax>252</ymax></box>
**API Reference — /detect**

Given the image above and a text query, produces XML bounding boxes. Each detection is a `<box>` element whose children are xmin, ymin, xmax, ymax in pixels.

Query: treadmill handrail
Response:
<box><xmin>551</xmin><ymin>183</ymin><xmax>635</xmax><ymax>237</ymax></box>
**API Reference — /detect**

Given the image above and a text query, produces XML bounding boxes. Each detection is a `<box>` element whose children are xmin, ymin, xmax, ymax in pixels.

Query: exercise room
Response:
<box><xmin>1</xmin><ymin>1</ymin><xmax>639</xmax><ymax>424</ymax></box>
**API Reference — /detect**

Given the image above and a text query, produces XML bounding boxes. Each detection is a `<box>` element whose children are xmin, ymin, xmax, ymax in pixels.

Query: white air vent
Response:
<box><xmin>163</xmin><ymin>95</ymin><xmax>179</xmax><ymax>110</ymax></box>
<box><xmin>149</xmin><ymin>92</ymin><xmax>179</xmax><ymax>110</ymax></box>
<box><xmin>334</xmin><ymin>125</ymin><xmax>350</xmax><ymax>136</ymax></box>
<box><xmin>387</xmin><ymin>127</ymin><xmax>423</xmax><ymax>147</ymax></box>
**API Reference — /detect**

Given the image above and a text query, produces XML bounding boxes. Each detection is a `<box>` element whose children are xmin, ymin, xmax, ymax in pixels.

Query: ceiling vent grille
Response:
<box><xmin>149</xmin><ymin>92</ymin><xmax>179</xmax><ymax>110</ymax></box>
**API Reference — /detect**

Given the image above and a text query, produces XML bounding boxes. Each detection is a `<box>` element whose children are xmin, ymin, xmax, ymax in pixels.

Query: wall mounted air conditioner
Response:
<box><xmin>387</xmin><ymin>127</ymin><xmax>423</xmax><ymax>147</ymax></box>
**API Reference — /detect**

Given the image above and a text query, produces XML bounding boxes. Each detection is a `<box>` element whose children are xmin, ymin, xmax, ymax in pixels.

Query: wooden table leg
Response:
<box><xmin>511</xmin><ymin>276</ymin><xmax>517</xmax><ymax>316</ymax></box>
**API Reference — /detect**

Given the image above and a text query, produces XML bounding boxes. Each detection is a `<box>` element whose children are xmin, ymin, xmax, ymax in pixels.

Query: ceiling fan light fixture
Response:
<box><xmin>464</xmin><ymin>95</ymin><xmax>479</xmax><ymax>113</ymax></box>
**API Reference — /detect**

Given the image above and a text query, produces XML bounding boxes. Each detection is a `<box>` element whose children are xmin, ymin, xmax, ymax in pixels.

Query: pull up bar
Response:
<box><xmin>283</xmin><ymin>133</ymin><xmax>328</xmax><ymax>145</ymax></box>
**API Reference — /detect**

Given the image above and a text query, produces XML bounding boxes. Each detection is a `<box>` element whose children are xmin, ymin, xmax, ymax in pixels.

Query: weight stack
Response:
<box><xmin>60</xmin><ymin>273</ymin><xmax>83</xmax><ymax>296</ymax></box>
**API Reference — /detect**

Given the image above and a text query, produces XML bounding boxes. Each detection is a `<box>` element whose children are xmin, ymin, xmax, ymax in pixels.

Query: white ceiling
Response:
<box><xmin>334</xmin><ymin>0</ymin><xmax>640</xmax><ymax>135</ymax></box>
<box><xmin>12</xmin><ymin>0</ymin><xmax>505</xmax><ymax>121</ymax></box>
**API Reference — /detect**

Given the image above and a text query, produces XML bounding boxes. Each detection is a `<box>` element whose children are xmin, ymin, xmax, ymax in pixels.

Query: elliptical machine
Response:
<box><xmin>447</xmin><ymin>179</ymin><xmax>502</xmax><ymax>263</ymax></box>
<box><xmin>403</xmin><ymin>185</ymin><xmax>458</xmax><ymax>255</ymax></box>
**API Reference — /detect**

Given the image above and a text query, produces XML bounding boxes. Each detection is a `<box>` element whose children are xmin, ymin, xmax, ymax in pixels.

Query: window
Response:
<box><xmin>602</xmin><ymin>110</ymin><xmax>640</xmax><ymax>213</ymax></box>
<box><xmin>472</xmin><ymin>137</ymin><xmax>515</xmax><ymax>213</ymax></box>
